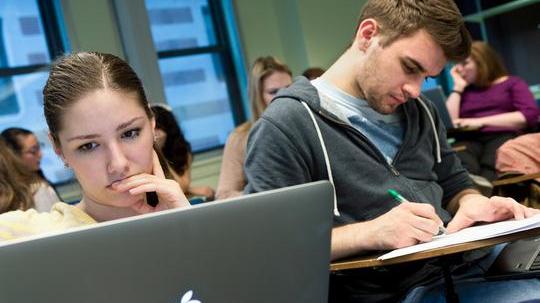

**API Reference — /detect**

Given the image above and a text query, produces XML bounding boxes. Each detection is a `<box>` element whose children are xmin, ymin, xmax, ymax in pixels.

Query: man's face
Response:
<box><xmin>356</xmin><ymin>30</ymin><xmax>447</xmax><ymax>114</ymax></box>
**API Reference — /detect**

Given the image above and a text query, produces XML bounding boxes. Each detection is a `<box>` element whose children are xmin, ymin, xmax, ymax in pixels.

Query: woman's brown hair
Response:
<box><xmin>43</xmin><ymin>52</ymin><xmax>173</xmax><ymax>178</ymax></box>
<box><xmin>43</xmin><ymin>52</ymin><xmax>153</xmax><ymax>147</ymax></box>
<box><xmin>469</xmin><ymin>41</ymin><xmax>508</xmax><ymax>88</ymax></box>
<box><xmin>0</xmin><ymin>139</ymin><xmax>39</xmax><ymax>212</ymax></box>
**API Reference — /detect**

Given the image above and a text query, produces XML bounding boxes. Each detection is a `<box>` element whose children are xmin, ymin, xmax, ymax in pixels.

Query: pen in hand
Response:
<box><xmin>388</xmin><ymin>189</ymin><xmax>448</xmax><ymax>236</ymax></box>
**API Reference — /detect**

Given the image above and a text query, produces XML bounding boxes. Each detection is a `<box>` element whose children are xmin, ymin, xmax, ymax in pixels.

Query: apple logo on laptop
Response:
<box><xmin>180</xmin><ymin>290</ymin><xmax>201</xmax><ymax>303</ymax></box>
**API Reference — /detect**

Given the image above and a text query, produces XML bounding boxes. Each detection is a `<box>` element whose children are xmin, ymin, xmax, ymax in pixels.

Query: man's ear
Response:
<box><xmin>48</xmin><ymin>132</ymin><xmax>64</xmax><ymax>160</ymax></box>
<box><xmin>354</xmin><ymin>18</ymin><xmax>379</xmax><ymax>51</ymax></box>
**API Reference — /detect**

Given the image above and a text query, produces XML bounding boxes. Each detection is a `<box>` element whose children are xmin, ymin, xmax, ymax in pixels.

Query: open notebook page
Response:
<box><xmin>378</xmin><ymin>214</ymin><xmax>540</xmax><ymax>260</ymax></box>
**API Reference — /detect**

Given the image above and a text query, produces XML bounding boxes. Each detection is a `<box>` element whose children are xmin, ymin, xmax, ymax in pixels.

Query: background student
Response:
<box><xmin>216</xmin><ymin>56</ymin><xmax>292</xmax><ymax>200</ymax></box>
<box><xmin>0</xmin><ymin>52</ymin><xmax>190</xmax><ymax>242</ymax></box>
<box><xmin>1</xmin><ymin>127</ymin><xmax>61</xmax><ymax>209</ymax></box>
<box><xmin>446</xmin><ymin>41</ymin><xmax>540</xmax><ymax>181</ymax></box>
<box><xmin>243</xmin><ymin>0</ymin><xmax>540</xmax><ymax>301</ymax></box>
<box><xmin>0</xmin><ymin>138</ymin><xmax>46</xmax><ymax>213</ymax></box>
<box><xmin>151</xmin><ymin>104</ymin><xmax>215</xmax><ymax>201</ymax></box>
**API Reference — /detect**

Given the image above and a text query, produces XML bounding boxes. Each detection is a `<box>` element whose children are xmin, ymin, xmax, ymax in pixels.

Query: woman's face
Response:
<box><xmin>456</xmin><ymin>57</ymin><xmax>477</xmax><ymax>84</ymax></box>
<box><xmin>54</xmin><ymin>89</ymin><xmax>155</xmax><ymax>208</ymax></box>
<box><xmin>261</xmin><ymin>71</ymin><xmax>292</xmax><ymax>106</ymax></box>
<box><xmin>18</xmin><ymin>134</ymin><xmax>42</xmax><ymax>172</ymax></box>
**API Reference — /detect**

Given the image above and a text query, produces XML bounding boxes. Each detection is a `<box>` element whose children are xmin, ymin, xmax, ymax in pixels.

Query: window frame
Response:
<box><xmin>0</xmin><ymin>0</ymin><xmax>65</xmax><ymax>78</ymax></box>
<box><xmin>150</xmin><ymin>0</ymin><xmax>246</xmax><ymax>148</ymax></box>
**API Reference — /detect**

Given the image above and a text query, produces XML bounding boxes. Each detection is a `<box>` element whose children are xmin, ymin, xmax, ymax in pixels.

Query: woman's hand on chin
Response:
<box><xmin>112</xmin><ymin>150</ymin><xmax>191</xmax><ymax>214</ymax></box>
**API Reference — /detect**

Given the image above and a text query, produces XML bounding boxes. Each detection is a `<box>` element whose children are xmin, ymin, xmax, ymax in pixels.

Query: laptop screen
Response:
<box><xmin>0</xmin><ymin>181</ymin><xmax>334</xmax><ymax>303</ymax></box>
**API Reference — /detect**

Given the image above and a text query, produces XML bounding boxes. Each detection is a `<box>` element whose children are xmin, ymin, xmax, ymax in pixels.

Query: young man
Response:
<box><xmin>244</xmin><ymin>0</ymin><xmax>540</xmax><ymax>301</ymax></box>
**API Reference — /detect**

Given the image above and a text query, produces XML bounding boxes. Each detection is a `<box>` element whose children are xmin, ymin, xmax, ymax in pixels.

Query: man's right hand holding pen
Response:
<box><xmin>331</xmin><ymin>189</ymin><xmax>539</xmax><ymax>261</ymax></box>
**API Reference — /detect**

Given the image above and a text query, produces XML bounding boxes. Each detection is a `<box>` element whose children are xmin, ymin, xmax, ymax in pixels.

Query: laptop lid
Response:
<box><xmin>486</xmin><ymin>235</ymin><xmax>540</xmax><ymax>280</ymax></box>
<box><xmin>0</xmin><ymin>181</ymin><xmax>334</xmax><ymax>303</ymax></box>
<box><xmin>421</xmin><ymin>86</ymin><xmax>454</xmax><ymax>130</ymax></box>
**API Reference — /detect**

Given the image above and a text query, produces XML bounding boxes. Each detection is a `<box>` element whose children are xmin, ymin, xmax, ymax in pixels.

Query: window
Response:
<box><xmin>145</xmin><ymin>0</ymin><xmax>244</xmax><ymax>152</ymax></box>
<box><xmin>0</xmin><ymin>0</ymin><xmax>69</xmax><ymax>183</ymax></box>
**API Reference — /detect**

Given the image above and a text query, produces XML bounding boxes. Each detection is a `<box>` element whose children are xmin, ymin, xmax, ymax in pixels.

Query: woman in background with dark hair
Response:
<box><xmin>1</xmin><ymin>127</ymin><xmax>60</xmax><ymax>211</ymax></box>
<box><xmin>151</xmin><ymin>104</ymin><xmax>215</xmax><ymax>201</ymax></box>
<box><xmin>0</xmin><ymin>138</ymin><xmax>41</xmax><ymax>213</ymax></box>
<box><xmin>446</xmin><ymin>41</ymin><xmax>539</xmax><ymax>181</ymax></box>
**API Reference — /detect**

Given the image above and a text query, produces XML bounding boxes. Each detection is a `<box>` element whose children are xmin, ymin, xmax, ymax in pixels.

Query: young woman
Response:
<box><xmin>1</xmin><ymin>127</ymin><xmax>61</xmax><ymax>210</ymax></box>
<box><xmin>151</xmin><ymin>104</ymin><xmax>215</xmax><ymax>201</ymax></box>
<box><xmin>216</xmin><ymin>56</ymin><xmax>292</xmax><ymax>199</ymax></box>
<box><xmin>0</xmin><ymin>52</ymin><xmax>190</xmax><ymax>241</ymax></box>
<box><xmin>446</xmin><ymin>41</ymin><xmax>539</xmax><ymax>181</ymax></box>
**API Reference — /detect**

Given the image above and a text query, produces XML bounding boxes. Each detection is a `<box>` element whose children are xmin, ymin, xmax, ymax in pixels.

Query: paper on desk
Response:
<box><xmin>378</xmin><ymin>214</ymin><xmax>540</xmax><ymax>260</ymax></box>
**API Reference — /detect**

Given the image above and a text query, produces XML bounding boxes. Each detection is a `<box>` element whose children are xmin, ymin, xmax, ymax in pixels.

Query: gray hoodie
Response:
<box><xmin>245</xmin><ymin>77</ymin><xmax>473</xmax><ymax>226</ymax></box>
<box><xmin>244</xmin><ymin>77</ymin><xmax>476</xmax><ymax>301</ymax></box>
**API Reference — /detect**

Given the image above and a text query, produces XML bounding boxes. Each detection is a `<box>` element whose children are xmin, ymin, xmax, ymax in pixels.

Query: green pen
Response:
<box><xmin>388</xmin><ymin>189</ymin><xmax>448</xmax><ymax>235</ymax></box>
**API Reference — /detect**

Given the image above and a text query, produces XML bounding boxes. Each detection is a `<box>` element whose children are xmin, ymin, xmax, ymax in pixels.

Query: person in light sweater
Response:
<box><xmin>0</xmin><ymin>52</ymin><xmax>190</xmax><ymax>242</ymax></box>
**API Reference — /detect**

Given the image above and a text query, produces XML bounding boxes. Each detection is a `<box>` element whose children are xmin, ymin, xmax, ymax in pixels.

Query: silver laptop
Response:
<box><xmin>486</xmin><ymin>235</ymin><xmax>540</xmax><ymax>280</ymax></box>
<box><xmin>0</xmin><ymin>181</ymin><xmax>333</xmax><ymax>303</ymax></box>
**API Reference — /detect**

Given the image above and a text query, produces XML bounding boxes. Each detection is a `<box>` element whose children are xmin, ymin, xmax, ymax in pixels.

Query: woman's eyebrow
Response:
<box><xmin>66</xmin><ymin>116</ymin><xmax>144</xmax><ymax>142</ymax></box>
<box><xmin>116</xmin><ymin>116</ymin><xmax>144</xmax><ymax>131</ymax></box>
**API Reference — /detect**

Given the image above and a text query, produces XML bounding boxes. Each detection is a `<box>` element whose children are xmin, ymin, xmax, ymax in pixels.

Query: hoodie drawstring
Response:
<box><xmin>416</xmin><ymin>96</ymin><xmax>442</xmax><ymax>163</ymax></box>
<box><xmin>301</xmin><ymin>101</ymin><xmax>340</xmax><ymax>216</ymax></box>
<box><xmin>300</xmin><ymin>97</ymin><xmax>441</xmax><ymax>216</ymax></box>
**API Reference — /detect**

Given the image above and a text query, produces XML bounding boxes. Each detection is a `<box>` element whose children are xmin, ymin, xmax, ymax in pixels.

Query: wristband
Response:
<box><xmin>452</xmin><ymin>90</ymin><xmax>463</xmax><ymax>95</ymax></box>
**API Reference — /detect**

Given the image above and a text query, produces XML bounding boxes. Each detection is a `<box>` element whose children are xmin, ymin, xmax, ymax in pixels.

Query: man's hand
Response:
<box><xmin>367</xmin><ymin>202</ymin><xmax>444</xmax><ymax>250</ymax></box>
<box><xmin>447</xmin><ymin>194</ymin><xmax>540</xmax><ymax>233</ymax></box>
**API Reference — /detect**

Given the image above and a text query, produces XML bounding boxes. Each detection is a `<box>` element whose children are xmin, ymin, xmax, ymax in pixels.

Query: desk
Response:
<box><xmin>331</xmin><ymin>227</ymin><xmax>540</xmax><ymax>302</ymax></box>
<box><xmin>331</xmin><ymin>226</ymin><xmax>540</xmax><ymax>271</ymax></box>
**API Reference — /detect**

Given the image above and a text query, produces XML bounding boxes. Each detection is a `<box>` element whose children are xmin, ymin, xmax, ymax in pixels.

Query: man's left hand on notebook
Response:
<box><xmin>446</xmin><ymin>193</ymin><xmax>540</xmax><ymax>233</ymax></box>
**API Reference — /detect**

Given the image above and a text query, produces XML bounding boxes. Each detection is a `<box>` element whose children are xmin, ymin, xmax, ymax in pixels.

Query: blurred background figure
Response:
<box><xmin>1</xmin><ymin>128</ymin><xmax>61</xmax><ymax>210</ymax></box>
<box><xmin>151</xmin><ymin>104</ymin><xmax>215</xmax><ymax>201</ymax></box>
<box><xmin>0</xmin><ymin>138</ymin><xmax>57</xmax><ymax>213</ymax></box>
<box><xmin>216</xmin><ymin>56</ymin><xmax>292</xmax><ymax>200</ymax></box>
<box><xmin>302</xmin><ymin>67</ymin><xmax>325</xmax><ymax>80</ymax></box>
<box><xmin>446</xmin><ymin>41</ymin><xmax>540</xmax><ymax>181</ymax></box>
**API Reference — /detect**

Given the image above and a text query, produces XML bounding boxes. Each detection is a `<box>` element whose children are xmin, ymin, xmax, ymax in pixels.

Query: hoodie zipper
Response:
<box><xmin>318</xmin><ymin>110</ymin><xmax>401</xmax><ymax>176</ymax></box>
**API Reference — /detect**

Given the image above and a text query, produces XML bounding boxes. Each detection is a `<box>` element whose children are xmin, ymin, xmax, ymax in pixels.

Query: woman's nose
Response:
<box><xmin>107</xmin><ymin>143</ymin><xmax>129</xmax><ymax>175</ymax></box>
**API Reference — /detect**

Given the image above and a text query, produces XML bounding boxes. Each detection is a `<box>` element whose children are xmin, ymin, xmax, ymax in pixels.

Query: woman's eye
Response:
<box><xmin>78</xmin><ymin>142</ymin><xmax>97</xmax><ymax>152</ymax></box>
<box><xmin>122</xmin><ymin>128</ymin><xmax>141</xmax><ymax>140</ymax></box>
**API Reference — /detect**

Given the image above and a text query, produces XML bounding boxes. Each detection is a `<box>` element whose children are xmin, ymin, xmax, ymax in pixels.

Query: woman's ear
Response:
<box><xmin>150</xmin><ymin>117</ymin><xmax>156</xmax><ymax>140</ymax></box>
<box><xmin>354</xmin><ymin>18</ymin><xmax>379</xmax><ymax>51</ymax></box>
<box><xmin>48</xmin><ymin>132</ymin><xmax>65</xmax><ymax>162</ymax></box>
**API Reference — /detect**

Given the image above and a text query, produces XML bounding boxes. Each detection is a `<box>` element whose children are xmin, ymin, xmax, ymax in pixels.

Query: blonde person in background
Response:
<box><xmin>0</xmin><ymin>52</ymin><xmax>190</xmax><ymax>242</ymax></box>
<box><xmin>1</xmin><ymin>127</ymin><xmax>61</xmax><ymax>211</ymax></box>
<box><xmin>216</xmin><ymin>56</ymin><xmax>292</xmax><ymax>200</ymax></box>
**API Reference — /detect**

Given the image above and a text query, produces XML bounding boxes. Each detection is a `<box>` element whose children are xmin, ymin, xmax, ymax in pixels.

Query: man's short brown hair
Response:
<box><xmin>358</xmin><ymin>0</ymin><xmax>471</xmax><ymax>62</ymax></box>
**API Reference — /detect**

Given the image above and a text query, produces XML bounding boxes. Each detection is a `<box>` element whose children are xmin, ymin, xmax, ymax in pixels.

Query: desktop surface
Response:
<box><xmin>0</xmin><ymin>181</ymin><xmax>334</xmax><ymax>303</ymax></box>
